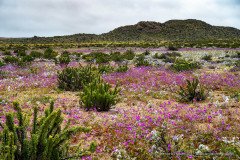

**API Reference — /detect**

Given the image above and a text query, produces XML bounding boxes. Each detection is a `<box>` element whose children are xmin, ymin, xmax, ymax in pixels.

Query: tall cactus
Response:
<box><xmin>0</xmin><ymin>101</ymin><xmax>92</xmax><ymax>160</ymax></box>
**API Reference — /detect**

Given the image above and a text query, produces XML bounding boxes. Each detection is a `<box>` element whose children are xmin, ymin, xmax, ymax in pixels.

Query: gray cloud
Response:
<box><xmin>0</xmin><ymin>0</ymin><xmax>239</xmax><ymax>37</ymax></box>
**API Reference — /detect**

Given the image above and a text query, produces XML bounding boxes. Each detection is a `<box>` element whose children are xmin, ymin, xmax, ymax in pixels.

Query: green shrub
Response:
<box><xmin>225</xmin><ymin>54</ymin><xmax>230</xmax><ymax>58</ymax></box>
<box><xmin>3</xmin><ymin>51</ymin><xmax>11</xmax><ymax>55</ymax></box>
<box><xmin>143</xmin><ymin>50</ymin><xmax>151</xmax><ymax>56</ymax></box>
<box><xmin>0</xmin><ymin>101</ymin><xmax>92</xmax><ymax>160</ymax></box>
<box><xmin>43</xmin><ymin>48</ymin><xmax>58</xmax><ymax>60</ymax></box>
<box><xmin>82</xmin><ymin>54</ymin><xmax>93</xmax><ymax>62</ymax></box>
<box><xmin>135</xmin><ymin>54</ymin><xmax>150</xmax><ymax>67</ymax></box>
<box><xmin>13</xmin><ymin>46</ymin><xmax>27</xmax><ymax>53</ymax></box>
<box><xmin>163</xmin><ymin>56</ymin><xmax>176</xmax><ymax>63</ymax></box>
<box><xmin>0</xmin><ymin>60</ymin><xmax>4</xmax><ymax>67</ymax></box>
<box><xmin>231</xmin><ymin>52</ymin><xmax>240</xmax><ymax>58</ymax></box>
<box><xmin>202</xmin><ymin>54</ymin><xmax>212</xmax><ymax>61</ymax></box>
<box><xmin>177</xmin><ymin>78</ymin><xmax>207</xmax><ymax>102</ymax></box>
<box><xmin>122</xmin><ymin>50</ymin><xmax>135</xmax><ymax>60</ymax></box>
<box><xmin>153</xmin><ymin>53</ymin><xmax>162</xmax><ymax>59</ymax></box>
<box><xmin>57</xmin><ymin>66</ymin><xmax>94</xmax><ymax>91</ymax></box>
<box><xmin>153</xmin><ymin>53</ymin><xmax>159</xmax><ymax>59</ymax></box>
<box><xmin>58</xmin><ymin>51</ymin><xmax>70</xmax><ymax>65</ymax></box>
<box><xmin>3</xmin><ymin>56</ymin><xmax>19</xmax><ymax>64</ymax></box>
<box><xmin>3</xmin><ymin>55</ymin><xmax>34</xmax><ymax>67</ymax></box>
<box><xmin>168</xmin><ymin>46</ymin><xmax>178</xmax><ymax>51</ymax></box>
<box><xmin>22</xmin><ymin>55</ymin><xmax>34</xmax><ymax>62</ymax></box>
<box><xmin>235</xmin><ymin>60</ymin><xmax>240</xmax><ymax>67</ymax></box>
<box><xmin>116</xmin><ymin>65</ymin><xmax>128</xmax><ymax>72</ymax></box>
<box><xmin>0</xmin><ymin>70</ymin><xmax>7</xmax><ymax>79</ymax></box>
<box><xmin>171</xmin><ymin>59</ymin><xmax>201</xmax><ymax>72</ymax></box>
<box><xmin>73</xmin><ymin>52</ymin><xmax>83</xmax><ymax>61</ymax></box>
<box><xmin>80</xmin><ymin>77</ymin><xmax>120</xmax><ymax>112</ymax></box>
<box><xmin>156</xmin><ymin>52</ymin><xmax>181</xmax><ymax>63</ymax></box>
<box><xmin>82</xmin><ymin>52</ymin><xmax>110</xmax><ymax>63</ymax></box>
<box><xmin>166</xmin><ymin>52</ymin><xmax>181</xmax><ymax>57</ymax></box>
<box><xmin>98</xmin><ymin>65</ymin><xmax>114</xmax><ymax>74</ymax></box>
<box><xmin>15</xmin><ymin>55</ymin><xmax>35</xmax><ymax>67</ymax></box>
<box><xmin>16</xmin><ymin>50</ymin><xmax>27</xmax><ymax>57</ymax></box>
<box><xmin>110</xmin><ymin>52</ymin><xmax>123</xmax><ymax>62</ymax></box>
<box><xmin>30</xmin><ymin>51</ymin><xmax>43</xmax><ymax>58</ymax></box>
<box><xmin>237</xmin><ymin>52</ymin><xmax>240</xmax><ymax>58</ymax></box>
<box><xmin>158</xmin><ymin>52</ymin><xmax>181</xmax><ymax>59</ymax></box>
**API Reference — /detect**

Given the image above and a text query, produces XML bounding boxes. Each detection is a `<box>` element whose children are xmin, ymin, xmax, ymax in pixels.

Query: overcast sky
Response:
<box><xmin>0</xmin><ymin>0</ymin><xmax>239</xmax><ymax>37</ymax></box>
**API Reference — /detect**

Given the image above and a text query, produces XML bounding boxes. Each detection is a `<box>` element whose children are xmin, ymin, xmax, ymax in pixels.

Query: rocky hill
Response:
<box><xmin>1</xmin><ymin>19</ymin><xmax>240</xmax><ymax>44</ymax></box>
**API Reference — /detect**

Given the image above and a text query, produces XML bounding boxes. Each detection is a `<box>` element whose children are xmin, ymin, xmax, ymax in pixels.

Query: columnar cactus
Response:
<box><xmin>0</xmin><ymin>101</ymin><xmax>92</xmax><ymax>160</ymax></box>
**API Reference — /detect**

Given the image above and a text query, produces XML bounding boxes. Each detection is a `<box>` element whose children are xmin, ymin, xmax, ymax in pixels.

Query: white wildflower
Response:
<box><xmin>195</xmin><ymin>150</ymin><xmax>202</xmax><ymax>155</ymax></box>
<box><xmin>198</xmin><ymin>144</ymin><xmax>210</xmax><ymax>151</ymax></box>
<box><xmin>214</xmin><ymin>100</ymin><xmax>220</xmax><ymax>107</ymax></box>
<box><xmin>222</xmin><ymin>95</ymin><xmax>229</xmax><ymax>103</ymax></box>
<box><xmin>173</xmin><ymin>134</ymin><xmax>184</xmax><ymax>142</ymax></box>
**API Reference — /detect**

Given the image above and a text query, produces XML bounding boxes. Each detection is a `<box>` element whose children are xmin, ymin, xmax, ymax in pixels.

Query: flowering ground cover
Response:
<box><xmin>0</xmin><ymin>48</ymin><xmax>239</xmax><ymax>159</ymax></box>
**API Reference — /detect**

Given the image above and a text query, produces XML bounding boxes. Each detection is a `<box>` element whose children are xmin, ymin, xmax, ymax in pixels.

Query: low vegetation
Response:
<box><xmin>1</xmin><ymin>46</ymin><xmax>240</xmax><ymax>159</ymax></box>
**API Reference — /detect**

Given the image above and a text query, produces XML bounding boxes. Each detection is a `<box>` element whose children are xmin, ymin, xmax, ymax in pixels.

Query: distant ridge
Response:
<box><xmin>1</xmin><ymin>19</ymin><xmax>240</xmax><ymax>43</ymax></box>
<box><xmin>101</xmin><ymin>19</ymin><xmax>240</xmax><ymax>41</ymax></box>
